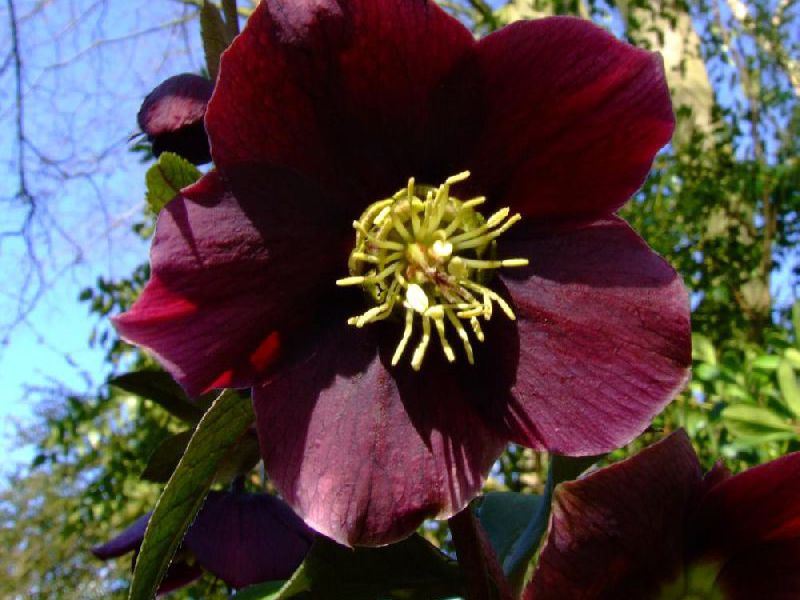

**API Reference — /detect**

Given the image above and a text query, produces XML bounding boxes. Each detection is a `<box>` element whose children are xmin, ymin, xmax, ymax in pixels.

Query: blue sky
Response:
<box><xmin>0</xmin><ymin>1</ymin><xmax>205</xmax><ymax>470</ymax></box>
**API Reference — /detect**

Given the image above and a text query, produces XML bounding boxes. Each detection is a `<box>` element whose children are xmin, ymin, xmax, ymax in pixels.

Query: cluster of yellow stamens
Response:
<box><xmin>337</xmin><ymin>171</ymin><xmax>528</xmax><ymax>370</ymax></box>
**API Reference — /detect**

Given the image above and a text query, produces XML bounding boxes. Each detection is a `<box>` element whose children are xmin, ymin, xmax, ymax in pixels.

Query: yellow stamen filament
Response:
<box><xmin>337</xmin><ymin>171</ymin><xmax>528</xmax><ymax>370</ymax></box>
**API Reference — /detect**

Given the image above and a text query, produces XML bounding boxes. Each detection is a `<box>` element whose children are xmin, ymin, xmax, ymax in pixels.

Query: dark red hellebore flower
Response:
<box><xmin>526</xmin><ymin>430</ymin><xmax>800</xmax><ymax>600</ymax></box>
<box><xmin>92</xmin><ymin>490</ymin><xmax>313</xmax><ymax>593</ymax></box>
<box><xmin>114</xmin><ymin>1</ymin><xmax>691</xmax><ymax>546</ymax></box>
<box><xmin>138</xmin><ymin>73</ymin><xmax>214</xmax><ymax>165</ymax></box>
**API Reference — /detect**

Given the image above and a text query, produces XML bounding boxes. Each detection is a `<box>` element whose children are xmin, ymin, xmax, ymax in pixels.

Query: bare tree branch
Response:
<box><xmin>7</xmin><ymin>0</ymin><xmax>31</xmax><ymax>203</ymax></box>
<box><xmin>0</xmin><ymin>1</ymin><xmax>209</xmax><ymax>348</ymax></box>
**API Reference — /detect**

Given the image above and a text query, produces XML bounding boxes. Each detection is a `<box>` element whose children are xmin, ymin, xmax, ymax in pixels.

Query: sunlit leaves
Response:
<box><xmin>144</xmin><ymin>152</ymin><xmax>201</xmax><ymax>215</ymax></box>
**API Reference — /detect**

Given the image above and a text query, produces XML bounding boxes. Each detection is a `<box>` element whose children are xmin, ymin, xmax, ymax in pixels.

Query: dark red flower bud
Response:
<box><xmin>137</xmin><ymin>73</ymin><xmax>214</xmax><ymax>165</ymax></box>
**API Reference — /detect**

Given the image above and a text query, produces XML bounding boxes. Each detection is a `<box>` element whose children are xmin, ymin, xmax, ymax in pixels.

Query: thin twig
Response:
<box><xmin>6</xmin><ymin>0</ymin><xmax>30</xmax><ymax>203</ymax></box>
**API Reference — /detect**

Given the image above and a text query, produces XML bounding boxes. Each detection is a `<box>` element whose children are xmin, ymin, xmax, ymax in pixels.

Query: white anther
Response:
<box><xmin>431</xmin><ymin>239</ymin><xmax>453</xmax><ymax>259</ymax></box>
<box><xmin>405</xmin><ymin>284</ymin><xmax>430</xmax><ymax>314</ymax></box>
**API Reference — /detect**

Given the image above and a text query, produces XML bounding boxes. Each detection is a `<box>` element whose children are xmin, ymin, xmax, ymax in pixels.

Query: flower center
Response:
<box><xmin>337</xmin><ymin>171</ymin><xmax>528</xmax><ymax>370</ymax></box>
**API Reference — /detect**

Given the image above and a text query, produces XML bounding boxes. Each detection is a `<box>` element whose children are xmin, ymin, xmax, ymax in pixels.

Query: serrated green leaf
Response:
<box><xmin>110</xmin><ymin>371</ymin><xmax>207</xmax><ymax>423</ymax></box>
<box><xmin>145</xmin><ymin>152</ymin><xmax>201</xmax><ymax>214</ymax></box>
<box><xmin>722</xmin><ymin>404</ymin><xmax>797</xmax><ymax>446</ymax></box>
<box><xmin>777</xmin><ymin>360</ymin><xmax>800</xmax><ymax>418</ymax></box>
<box><xmin>505</xmin><ymin>454</ymin><xmax>599</xmax><ymax>597</ymax></box>
<box><xmin>129</xmin><ymin>390</ymin><xmax>254</xmax><ymax>600</ymax></box>
<box><xmin>201</xmin><ymin>0</ymin><xmax>228</xmax><ymax>80</ymax></box>
<box><xmin>271</xmin><ymin>535</ymin><xmax>462</xmax><ymax>600</ymax></box>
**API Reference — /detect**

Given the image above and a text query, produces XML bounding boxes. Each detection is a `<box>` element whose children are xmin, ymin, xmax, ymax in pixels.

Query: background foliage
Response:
<box><xmin>1</xmin><ymin>0</ymin><xmax>797</xmax><ymax>597</ymax></box>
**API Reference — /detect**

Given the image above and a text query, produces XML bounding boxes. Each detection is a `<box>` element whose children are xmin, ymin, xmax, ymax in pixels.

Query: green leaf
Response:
<box><xmin>144</xmin><ymin>152</ymin><xmax>201</xmax><ymax>214</ymax></box>
<box><xmin>129</xmin><ymin>390</ymin><xmax>254</xmax><ymax>600</ymax></box>
<box><xmin>475</xmin><ymin>492</ymin><xmax>542</xmax><ymax>570</ymax></box>
<box><xmin>214</xmin><ymin>429</ymin><xmax>262</xmax><ymax>485</ymax></box>
<box><xmin>140</xmin><ymin>430</ymin><xmax>194</xmax><ymax>483</ymax></box>
<box><xmin>271</xmin><ymin>535</ymin><xmax>462</xmax><ymax>600</ymax></box>
<box><xmin>221</xmin><ymin>0</ymin><xmax>240</xmax><ymax>39</ymax></box>
<box><xmin>723</xmin><ymin>382</ymin><xmax>749</xmax><ymax>401</ymax></box>
<box><xmin>230</xmin><ymin>581</ymin><xmax>287</xmax><ymax>600</ymax></box>
<box><xmin>792</xmin><ymin>301</ymin><xmax>800</xmax><ymax>344</ymax></box>
<box><xmin>691</xmin><ymin>334</ymin><xmax>716</xmax><ymax>365</ymax></box>
<box><xmin>694</xmin><ymin>363</ymin><xmax>719</xmax><ymax>381</ymax></box>
<box><xmin>751</xmin><ymin>355</ymin><xmax>782</xmax><ymax>371</ymax></box>
<box><xmin>786</xmin><ymin>348</ymin><xmax>800</xmax><ymax>369</ymax></box>
<box><xmin>721</xmin><ymin>404</ymin><xmax>798</xmax><ymax>445</ymax></box>
<box><xmin>201</xmin><ymin>0</ymin><xmax>228</xmax><ymax>80</ymax></box>
<box><xmin>777</xmin><ymin>360</ymin><xmax>800</xmax><ymax>418</ymax></box>
<box><xmin>504</xmin><ymin>454</ymin><xmax>599</xmax><ymax>596</ymax></box>
<box><xmin>110</xmin><ymin>371</ymin><xmax>207</xmax><ymax>423</ymax></box>
<box><xmin>142</xmin><ymin>427</ymin><xmax>259</xmax><ymax>485</ymax></box>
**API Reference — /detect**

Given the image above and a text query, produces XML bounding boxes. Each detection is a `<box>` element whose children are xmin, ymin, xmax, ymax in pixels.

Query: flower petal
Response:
<box><xmin>91</xmin><ymin>512</ymin><xmax>203</xmax><ymax>595</ymax></box>
<box><xmin>156</xmin><ymin>561</ymin><xmax>204</xmax><ymax>596</ymax></box>
<box><xmin>714</xmin><ymin>539</ymin><xmax>800</xmax><ymax>600</ymax></box>
<box><xmin>699</xmin><ymin>460</ymin><xmax>732</xmax><ymax>495</ymax></box>
<box><xmin>470</xmin><ymin>17</ymin><xmax>674</xmax><ymax>218</ymax></box>
<box><xmin>253</xmin><ymin>317</ymin><xmax>507</xmax><ymax>547</ymax></box>
<box><xmin>137</xmin><ymin>73</ymin><xmax>214</xmax><ymax>165</ymax></box>
<box><xmin>184</xmin><ymin>490</ymin><xmax>314</xmax><ymax>588</ymax></box>
<box><xmin>113</xmin><ymin>169</ymin><xmax>346</xmax><ymax>395</ymax></box>
<box><xmin>498</xmin><ymin>217</ymin><xmax>690</xmax><ymax>454</ymax></box>
<box><xmin>91</xmin><ymin>513</ymin><xmax>150</xmax><ymax>559</ymax></box>
<box><xmin>690</xmin><ymin>451</ymin><xmax>800</xmax><ymax>561</ymax></box>
<box><xmin>206</xmin><ymin>0</ymin><xmax>479</xmax><ymax>207</ymax></box>
<box><xmin>525</xmin><ymin>431</ymin><xmax>702</xmax><ymax>600</ymax></box>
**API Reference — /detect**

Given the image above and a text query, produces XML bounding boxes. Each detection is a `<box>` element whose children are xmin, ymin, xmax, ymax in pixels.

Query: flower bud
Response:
<box><xmin>137</xmin><ymin>73</ymin><xmax>214</xmax><ymax>165</ymax></box>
